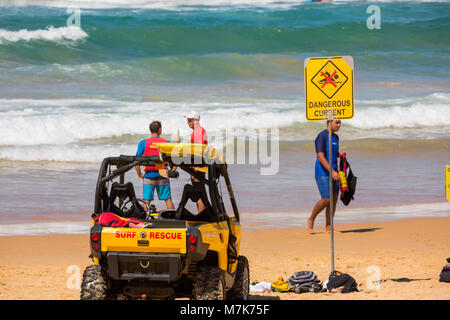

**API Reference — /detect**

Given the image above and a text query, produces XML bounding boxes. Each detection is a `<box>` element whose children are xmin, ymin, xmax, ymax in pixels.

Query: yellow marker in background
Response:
<box><xmin>447</xmin><ymin>165</ymin><xmax>450</xmax><ymax>202</ymax></box>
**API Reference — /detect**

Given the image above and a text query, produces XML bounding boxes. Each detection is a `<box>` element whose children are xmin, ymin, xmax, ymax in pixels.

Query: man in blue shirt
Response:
<box><xmin>307</xmin><ymin>119</ymin><xmax>342</xmax><ymax>233</ymax></box>
<box><xmin>135</xmin><ymin>121</ymin><xmax>175</xmax><ymax>210</ymax></box>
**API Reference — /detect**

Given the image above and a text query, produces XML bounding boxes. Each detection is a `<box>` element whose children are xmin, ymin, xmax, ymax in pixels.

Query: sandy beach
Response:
<box><xmin>0</xmin><ymin>216</ymin><xmax>448</xmax><ymax>300</ymax></box>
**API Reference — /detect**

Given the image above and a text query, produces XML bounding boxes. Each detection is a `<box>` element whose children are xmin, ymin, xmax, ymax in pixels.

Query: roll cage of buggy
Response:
<box><xmin>93</xmin><ymin>144</ymin><xmax>240</xmax><ymax>223</ymax></box>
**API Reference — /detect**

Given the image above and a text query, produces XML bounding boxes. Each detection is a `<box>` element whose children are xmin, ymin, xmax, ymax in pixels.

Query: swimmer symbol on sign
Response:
<box><xmin>311</xmin><ymin>60</ymin><xmax>349</xmax><ymax>99</ymax></box>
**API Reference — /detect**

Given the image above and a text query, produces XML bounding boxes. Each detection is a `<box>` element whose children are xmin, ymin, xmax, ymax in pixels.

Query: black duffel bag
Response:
<box><xmin>439</xmin><ymin>258</ymin><xmax>450</xmax><ymax>283</ymax></box>
<box><xmin>327</xmin><ymin>270</ymin><xmax>359</xmax><ymax>293</ymax></box>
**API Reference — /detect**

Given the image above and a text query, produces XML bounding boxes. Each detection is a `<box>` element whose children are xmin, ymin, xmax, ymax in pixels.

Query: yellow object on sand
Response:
<box><xmin>271</xmin><ymin>279</ymin><xmax>291</xmax><ymax>292</ymax></box>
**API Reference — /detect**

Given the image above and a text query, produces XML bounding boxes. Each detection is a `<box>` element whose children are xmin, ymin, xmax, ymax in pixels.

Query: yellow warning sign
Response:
<box><xmin>446</xmin><ymin>165</ymin><xmax>450</xmax><ymax>202</ymax></box>
<box><xmin>305</xmin><ymin>56</ymin><xmax>354</xmax><ymax>121</ymax></box>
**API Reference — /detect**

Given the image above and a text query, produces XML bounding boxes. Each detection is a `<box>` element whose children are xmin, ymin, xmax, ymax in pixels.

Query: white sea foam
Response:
<box><xmin>0</xmin><ymin>26</ymin><xmax>88</xmax><ymax>44</ymax></box>
<box><xmin>0</xmin><ymin>0</ymin><xmax>320</xmax><ymax>10</ymax></box>
<box><xmin>0</xmin><ymin>93</ymin><xmax>449</xmax><ymax>161</ymax></box>
<box><xmin>348</xmin><ymin>103</ymin><xmax>450</xmax><ymax>129</ymax></box>
<box><xmin>0</xmin><ymin>99</ymin><xmax>300</xmax><ymax>146</ymax></box>
<box><xmin>0</xmin><ymin>0</ymin><xmax>444</xmax><ymax>10</ymax></box>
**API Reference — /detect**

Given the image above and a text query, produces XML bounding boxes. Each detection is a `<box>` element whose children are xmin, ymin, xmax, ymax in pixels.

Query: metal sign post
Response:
<box><xmin>328</xmin><ymin>114</ymin><xmax>335</xmax><ymax>273</ymax></box>
<box><xmin>304</xmin><ymin>56</ymin><xmax>354</xmax><ymax>274</ymax></box>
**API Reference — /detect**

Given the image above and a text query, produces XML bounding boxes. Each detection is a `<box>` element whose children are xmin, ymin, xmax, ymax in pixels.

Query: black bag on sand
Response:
<box><xmin>439</xmin><ymin>258</ymin><xmax>450</xmax><ymax>283</ymax></box>
<box><xmin>327</xmin><ymin>270</ymin><xmax>359</xmax><ymax>293</ymax></box>
<box><xmin>287</xmin><ymin>271</ymin><xmax>323</xmax><ymax>293</ymax></box>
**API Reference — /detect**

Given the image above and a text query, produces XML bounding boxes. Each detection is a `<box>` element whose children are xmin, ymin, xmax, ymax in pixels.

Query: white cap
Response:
<box><xmin>184</xmin><ymin>111</ymin><xmax>200</xmax><ymax>120</ymax></box>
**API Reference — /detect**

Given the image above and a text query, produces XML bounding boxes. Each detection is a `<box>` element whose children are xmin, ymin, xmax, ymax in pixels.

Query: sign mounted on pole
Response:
<box><xmin>304</xmin><ymin>55</ymin><xmax>355</xmax><ymax>274</ymax></box>
<box><xmin>304</xmin><ymin>56</ymin><xmax>354</xmax><ymax>120</ymax></box>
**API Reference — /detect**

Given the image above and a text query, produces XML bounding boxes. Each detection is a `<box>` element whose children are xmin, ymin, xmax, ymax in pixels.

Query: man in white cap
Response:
<box><xmin>184</xmin><ymin>111</ymin><xmax>208</xmax><ymax>213</ymax></box>
<box><xmin>184</xmin><ymin>111</ymin><xmax>208</xmax><ymax>145</ymax></box>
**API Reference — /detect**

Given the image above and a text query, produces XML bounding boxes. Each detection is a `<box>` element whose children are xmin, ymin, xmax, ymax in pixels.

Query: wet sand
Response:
<box><xmin>0</xmin><ymin>217</ymin><xmax>449</xmax><ymax>300</ymax></box>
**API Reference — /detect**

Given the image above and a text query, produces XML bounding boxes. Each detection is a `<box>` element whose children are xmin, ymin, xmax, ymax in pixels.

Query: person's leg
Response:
<box><xmin>143</xmin><ymin>183</ymin><xmax>155</xmax><ymax>210</ymax></box>
<box><xmin>325</xmin><ymin>180</ymin><xmax>339</xmax><ymax>232</ymax></box>
<box><xmin>308</xmin><ymin>175</ymin><xmax>330</xmax><ymax>231</ymax></box>
<box><xmin>307</xmin><ymin>198</ymin><xmax>329</xmax><ymax>230</ymax></box>
<box><xmin>142</xmin><ymin>200</ymin><xmax>150</xmax><ymax>211</ymax></box>
<box><xmin>196</xmin><ymin>199</ymin><xmax>205</xmax><ymax>213</ymax></box>
<box><xmin>190</xmin><ymin>175</ymin><xmax>206</xmax><ymax>213</ymax></box>
<box><xmin>157</xmin><ymin>180</ymin><xmax>174</xmax><ymax>210</ymax></box>
<box><xmin>165</xmin><ymin>198</ymin><xmax>175</xmax><ymax>210</ymax></box>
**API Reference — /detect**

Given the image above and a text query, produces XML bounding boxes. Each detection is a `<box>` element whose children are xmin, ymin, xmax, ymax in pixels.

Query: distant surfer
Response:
<box><xmin>307</xmin><ymin>119</ymin><xmax>342</xmax><ymax>233</ymax></box>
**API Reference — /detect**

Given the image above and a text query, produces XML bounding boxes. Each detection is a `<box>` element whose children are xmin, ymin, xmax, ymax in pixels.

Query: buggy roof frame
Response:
<box><xmin>93</xmin><ymin>154</ymin><xmax>240</xmax><ymax>222</ymax></box>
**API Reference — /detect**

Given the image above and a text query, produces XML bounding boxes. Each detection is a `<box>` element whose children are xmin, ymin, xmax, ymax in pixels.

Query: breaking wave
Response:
<box><xmin>0</xmin><ymin>26</ymin><xmax>88</xmax><ymax>44</ymax></box>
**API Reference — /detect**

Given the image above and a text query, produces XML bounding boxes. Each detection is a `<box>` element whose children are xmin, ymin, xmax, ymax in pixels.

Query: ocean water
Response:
<box><xmin>0</xmin><ymin>1</ymin><xmax>449</xmax><ymax>233</ymax></box>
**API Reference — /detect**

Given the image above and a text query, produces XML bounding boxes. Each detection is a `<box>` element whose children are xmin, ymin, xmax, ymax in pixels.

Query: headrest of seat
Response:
<box><xmin>182</xmin><ymin>184</ymin><xmax>206</xmax><ymax>203</ymax></box>
<box><xmin>110</xmin><ymin>182</ymin><xmax>136</xmax><ymax>201</ymax></box>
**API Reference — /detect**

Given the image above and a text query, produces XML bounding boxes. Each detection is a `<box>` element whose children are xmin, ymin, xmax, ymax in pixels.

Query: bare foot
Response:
<box><xmin>306</xmin><ymin>219</ymin><xmax>314</xmax><ymax>232</ymax></box>
<box><xmin>326</xmin><ymin>226</ymin><xmax>337</xmax><ymax>233</ymax></box>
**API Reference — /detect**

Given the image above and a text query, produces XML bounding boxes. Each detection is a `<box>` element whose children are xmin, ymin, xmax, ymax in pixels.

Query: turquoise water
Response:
<box><xmin>0</xmin><ymin>1</ymin><xmax>449</xmax><ymax>229</ymax></box>
<box><xmin>0</xmin><ymin>2</ymin><xmax>449</xmax><ymax>94</ymax></box>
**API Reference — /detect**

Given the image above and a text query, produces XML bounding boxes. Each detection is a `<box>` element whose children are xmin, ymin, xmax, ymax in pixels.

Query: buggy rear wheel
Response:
<box><xmin>192</xmin><ymin>266</ymin><xmax>225</xmax><ymax>300</ymax></box>
<box><xmin>227</xmin><ymin>255</ymin><xmax>250</xmax><ymax>300</ymax></box>
<box><xmin>80</xmin><ymin>264</ymin><xmax>108</xmax><ymax>300</ymax></box>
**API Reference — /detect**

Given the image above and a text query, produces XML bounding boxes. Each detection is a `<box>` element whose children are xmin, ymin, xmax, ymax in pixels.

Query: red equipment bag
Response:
<box><xmin>95</xmin><ymin>212</ymin><xmax>142</xmax><ymax>228</ymax></box>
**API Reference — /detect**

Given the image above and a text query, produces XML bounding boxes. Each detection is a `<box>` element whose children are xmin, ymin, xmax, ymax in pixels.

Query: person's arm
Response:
<box><xmin>136</xmin><ymin>140</ymin><xmax>145</xmax><ymax>179</ymax></box>
<box><xmin>317</xmin><ymin>152</ymin><xmax>340</xmax><ymax>181</ymax></box>
<box><xmin>316</xmin><ymin>132</ymin><xmax>340</xmax><ymax>182</ymax></box>
<box><xmin>135</xmin><ymin>165</ymin><xmax>144</xmax><ymax>179</ymax></box>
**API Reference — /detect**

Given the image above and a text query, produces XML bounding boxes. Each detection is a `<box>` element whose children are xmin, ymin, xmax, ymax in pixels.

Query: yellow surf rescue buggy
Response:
<box><xmin>80</xmin><ymin>143</ymin><xmax>249</xmax><ymax>300</ymax></box>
